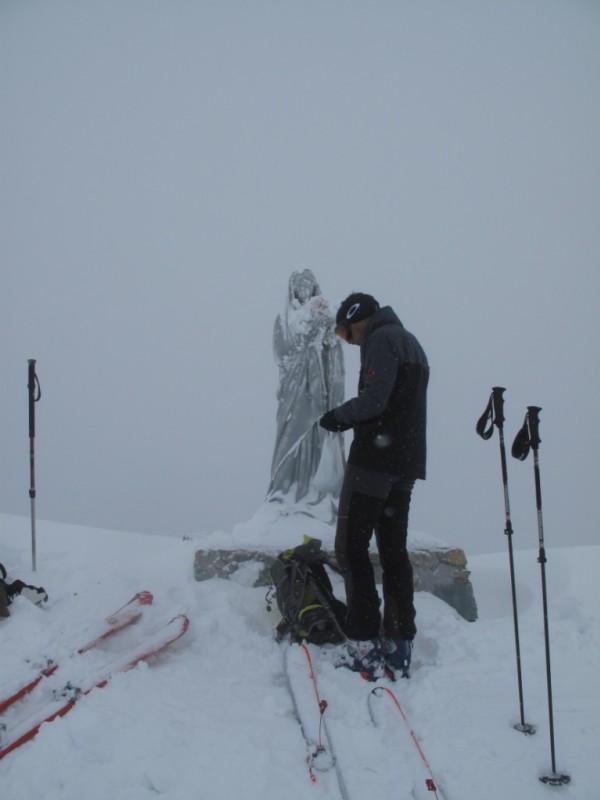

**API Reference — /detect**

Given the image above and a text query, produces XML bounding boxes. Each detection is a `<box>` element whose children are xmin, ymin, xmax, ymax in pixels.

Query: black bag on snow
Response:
<box><xmin>268</xmin><ymin>538</ymin><xmax>347</xmax><ymax>645</ymax></box>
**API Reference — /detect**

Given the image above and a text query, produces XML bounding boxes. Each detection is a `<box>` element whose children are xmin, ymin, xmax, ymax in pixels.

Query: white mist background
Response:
<box><xmin>1</xmin><ymin>0</ymin><xmax>599</xmax><ymax>555</ymax></box>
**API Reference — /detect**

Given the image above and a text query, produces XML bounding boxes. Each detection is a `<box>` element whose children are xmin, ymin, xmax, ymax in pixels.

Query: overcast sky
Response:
<box><xmin>2</xmin><ymin>0</ymin><xmax>599</xmax><ymax>556</ymax></box>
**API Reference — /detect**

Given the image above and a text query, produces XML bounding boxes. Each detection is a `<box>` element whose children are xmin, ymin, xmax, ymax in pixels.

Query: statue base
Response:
<box><xmin>193</xmin><ymin>502</ymin><xmax>478</xmax><ymax>622</ymax></box>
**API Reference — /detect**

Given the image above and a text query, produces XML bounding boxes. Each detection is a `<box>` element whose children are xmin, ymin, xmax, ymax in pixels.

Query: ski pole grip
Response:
<box><xmin>28</xmin><ymin>359</ymin><xmax>37</xmax><ymax>439</ymax></box>
<box><xmin>526</xmin><ymin>406</ymin><xmax>542</xmax><ymax>450</ymax></box>
<box><xmin>491</xmin><ymin>386</ymin><xmax>506</xmax><ymax>428</ymax></box>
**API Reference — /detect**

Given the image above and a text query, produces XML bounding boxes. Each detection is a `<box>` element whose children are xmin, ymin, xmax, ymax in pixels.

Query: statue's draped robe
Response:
<box><xmin>268</xmin><ymin>274</ymin><xmax>345</xmax><ymax>503</ymax></box>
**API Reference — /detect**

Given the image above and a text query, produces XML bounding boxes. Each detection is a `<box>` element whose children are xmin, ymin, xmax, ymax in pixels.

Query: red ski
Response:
<box><xmin>0</xmin><ymin>591</ymin><xmax>153</xmax><ymax>715</ymax></box>
<box><xmin>284</xmin><ymin>643</ymin><xmax>351</xmax><ymax>799</ymax></box>
<box><xmin>0</xmin><ymin>613</ymin><xmax>189</xmax><ymax>761</ymax></box>
<box><xmin>77</xmin><ymin>590</ymin><xmax>153</xmax><ymax>653</ymax></box>
<box><xmin>369</xmin><ymin>686</ymin><xmax>446</xmax><ymax>800</ymax></box>
<box><xmin>0</xmin><ymin>661</ymin><xmax>57</xmax><ymax>716</ymax></box>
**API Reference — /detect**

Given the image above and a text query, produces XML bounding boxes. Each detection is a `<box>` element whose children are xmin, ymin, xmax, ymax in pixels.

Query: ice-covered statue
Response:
<box><xmin>267</xmin><ymin>270</ymin><xmax>346</xmax><ymax>506</ymax></box>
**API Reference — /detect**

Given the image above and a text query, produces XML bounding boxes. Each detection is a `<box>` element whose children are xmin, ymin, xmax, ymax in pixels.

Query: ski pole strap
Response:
<box><xmin>476</xmin><ymin>396</ymin><xmax>494</xmax><ymax>440</ymax></box>
<box><xmin>511</xmin><ymin>413</ymin><xmax>530</xmax><ymax>461</ymax></box>
<box><xmin>476</xmin><ymin>387</ymin><xmax>506</xmax><ymax>440</ymax></box>
<box><xmin>511</xmin><ymin>406</ymin><xmax>542</xmax><ymax>461</ymax></box>
<box><xmin>511</xmin><ymin>406</ymin><xmax>541</xmax><ymax>461</ymax></box>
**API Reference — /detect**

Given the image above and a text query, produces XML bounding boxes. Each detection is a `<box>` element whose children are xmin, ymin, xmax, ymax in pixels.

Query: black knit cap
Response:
<box><xmin>335</xmin><ymin>293</ymin><xmax>380</xmax><ymax>327</ymax></box>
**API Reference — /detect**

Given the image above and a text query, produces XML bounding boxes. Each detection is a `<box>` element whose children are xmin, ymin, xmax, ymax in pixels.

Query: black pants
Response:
<box><xmin>335</xmin><ymin>465</ymin><xmax>417</xmax><ymax>642</ymax></box>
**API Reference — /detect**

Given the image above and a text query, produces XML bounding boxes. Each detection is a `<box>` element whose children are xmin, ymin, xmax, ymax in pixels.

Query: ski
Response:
<box><xmin>368</xmin><ymin>686</ymin><xmax>445</xmax><ymax>800</ymax></box>
<box><xmin>284</xmin><ymin>642</ymin><xmax>351</xmax><ymax>799</ymax></box>
<box><xmin>0</xmin><ymin>660</ymin><xmax>57</xmax><ymax>716</ymax></box>
<box><xmin>0</xmin><ymin>590</ymin><xmax>153</xmax><ymax>715</ymax></box>
<box><xmin>76</xmin><ymin>590</ymin><xmax>154</xmax><ymax>653</ymax></box>
<box><xmin>0</xmin><ymin>612</ymin><xmax>189</xmax><ymax>761</ymax></box>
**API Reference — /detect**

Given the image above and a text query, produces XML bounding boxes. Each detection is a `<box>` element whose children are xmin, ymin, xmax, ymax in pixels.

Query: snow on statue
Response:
<box><xmin>267</xmin><ymin>270</ymin><xmax>345</xmax><ymax>508</ymax></box>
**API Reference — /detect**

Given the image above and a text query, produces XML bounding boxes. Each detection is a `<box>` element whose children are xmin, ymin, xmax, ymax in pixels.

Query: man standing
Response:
<box><xmin>320</xmin><ymin>293</ymin><xmax>429</xmax><ymax>680</ymax></box>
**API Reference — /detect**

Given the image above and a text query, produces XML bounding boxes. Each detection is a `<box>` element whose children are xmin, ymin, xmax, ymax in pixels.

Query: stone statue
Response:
<box><xmin>267</xmin><ymin>269</ymin><xmax>345</xmax><ymax>505</ymax></box>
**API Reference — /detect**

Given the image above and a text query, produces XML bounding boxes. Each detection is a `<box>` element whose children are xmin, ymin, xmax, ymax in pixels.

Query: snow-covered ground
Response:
<box><xmin>1</xmin><ymin>510</ymin><xmax>598</xmax><ymax>800</ymax></box>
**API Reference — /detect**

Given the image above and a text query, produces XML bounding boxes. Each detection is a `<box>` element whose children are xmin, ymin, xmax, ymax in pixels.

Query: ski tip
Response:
<box><xmin>135</xmin><ymin>591</ymin><xmax>154</xmax><ymax>606</ymax></box>
<box><xmin>163</xmin><ymin>614</ymin><xmax>191</xmax><ymax>641</ymax></box>
<box><xmin>177</xmin><ymin>614</ymin><xmax>190</xmax><ymax>634</ymax></box>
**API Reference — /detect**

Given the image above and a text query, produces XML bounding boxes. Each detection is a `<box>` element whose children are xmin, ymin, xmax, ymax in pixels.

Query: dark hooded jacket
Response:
<box><xmin>332</xmin><ymin>306</ymin><xmax>429</xmax><ymax>479</ymax></box>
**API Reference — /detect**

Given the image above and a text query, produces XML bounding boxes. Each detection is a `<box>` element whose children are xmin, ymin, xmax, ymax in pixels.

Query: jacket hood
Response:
<box><xmin>365</xmin><ymin>305</ymin><xmax>403</xmax><ymax>335</ymax></box>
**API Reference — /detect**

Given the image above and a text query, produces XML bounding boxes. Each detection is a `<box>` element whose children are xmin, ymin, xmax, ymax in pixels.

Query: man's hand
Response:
<box><xmin>319</xmin><ymin>410</ymin><xmax>352</xmax><ymax>433</ymax></box>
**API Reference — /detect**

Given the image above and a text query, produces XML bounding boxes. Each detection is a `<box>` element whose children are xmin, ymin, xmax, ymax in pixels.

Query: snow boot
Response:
<box><xmin>383</xmin><ymin>637</ymin><xmax>412</xmax><ymax>679</ymax></box>
<box><xmin>334</xmin><ymin>638</ymin><xmax>385</xmax><ymax>681</ymax></box>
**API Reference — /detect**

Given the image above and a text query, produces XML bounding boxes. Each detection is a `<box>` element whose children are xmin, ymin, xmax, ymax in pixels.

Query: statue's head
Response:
<box><xmin>289</xmin><ymin>269</ymin><xmax>320</xmax><ymax>305</ymax></box>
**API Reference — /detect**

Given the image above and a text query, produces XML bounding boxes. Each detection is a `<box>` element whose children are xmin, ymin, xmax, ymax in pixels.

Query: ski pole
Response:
<box><xmin>27</xmin><ymin>359</ymin><xmax>41</xmax><ymax>572</ymax></box>
<box><xmin>512</xmin><ymin>407</ymin><xmax>570</xmax><ymax>786</ymax></box>
<box><xmin>476</xmin><ymin>387</ymin><xmax>535</xmax><ymax>734</ymax></box>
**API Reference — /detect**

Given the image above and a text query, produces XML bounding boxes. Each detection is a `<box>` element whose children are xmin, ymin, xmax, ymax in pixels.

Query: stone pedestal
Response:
<box><xmin>194</xmin><ymin>544</ymin><xmax>477</xmax><ymax>622</ymax></box>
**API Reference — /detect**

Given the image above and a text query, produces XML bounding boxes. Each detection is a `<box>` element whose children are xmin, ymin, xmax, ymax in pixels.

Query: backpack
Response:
<box><xmin>267</xmin><ymin>537</ymin><xmax>347</xmax><ymax>645</ymax></box>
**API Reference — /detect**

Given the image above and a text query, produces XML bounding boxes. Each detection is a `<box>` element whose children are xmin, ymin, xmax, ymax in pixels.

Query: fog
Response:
<box><xmin>2</xmin><ymin>0</ymin><xmax>598</xmax><ymax>555</ymax></box>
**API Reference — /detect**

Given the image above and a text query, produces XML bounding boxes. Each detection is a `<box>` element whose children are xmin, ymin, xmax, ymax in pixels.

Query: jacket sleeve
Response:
<box><xmin>333</xmin><ymin>331</ymin><xmax>398</xmax><ymax>425</ymax></box>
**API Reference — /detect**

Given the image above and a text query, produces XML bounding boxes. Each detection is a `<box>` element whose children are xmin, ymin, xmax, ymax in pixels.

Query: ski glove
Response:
<box><xmin>319</xmin><ymin>410</ymin><xmax>352</xmax><ymax>433</ymax></box>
